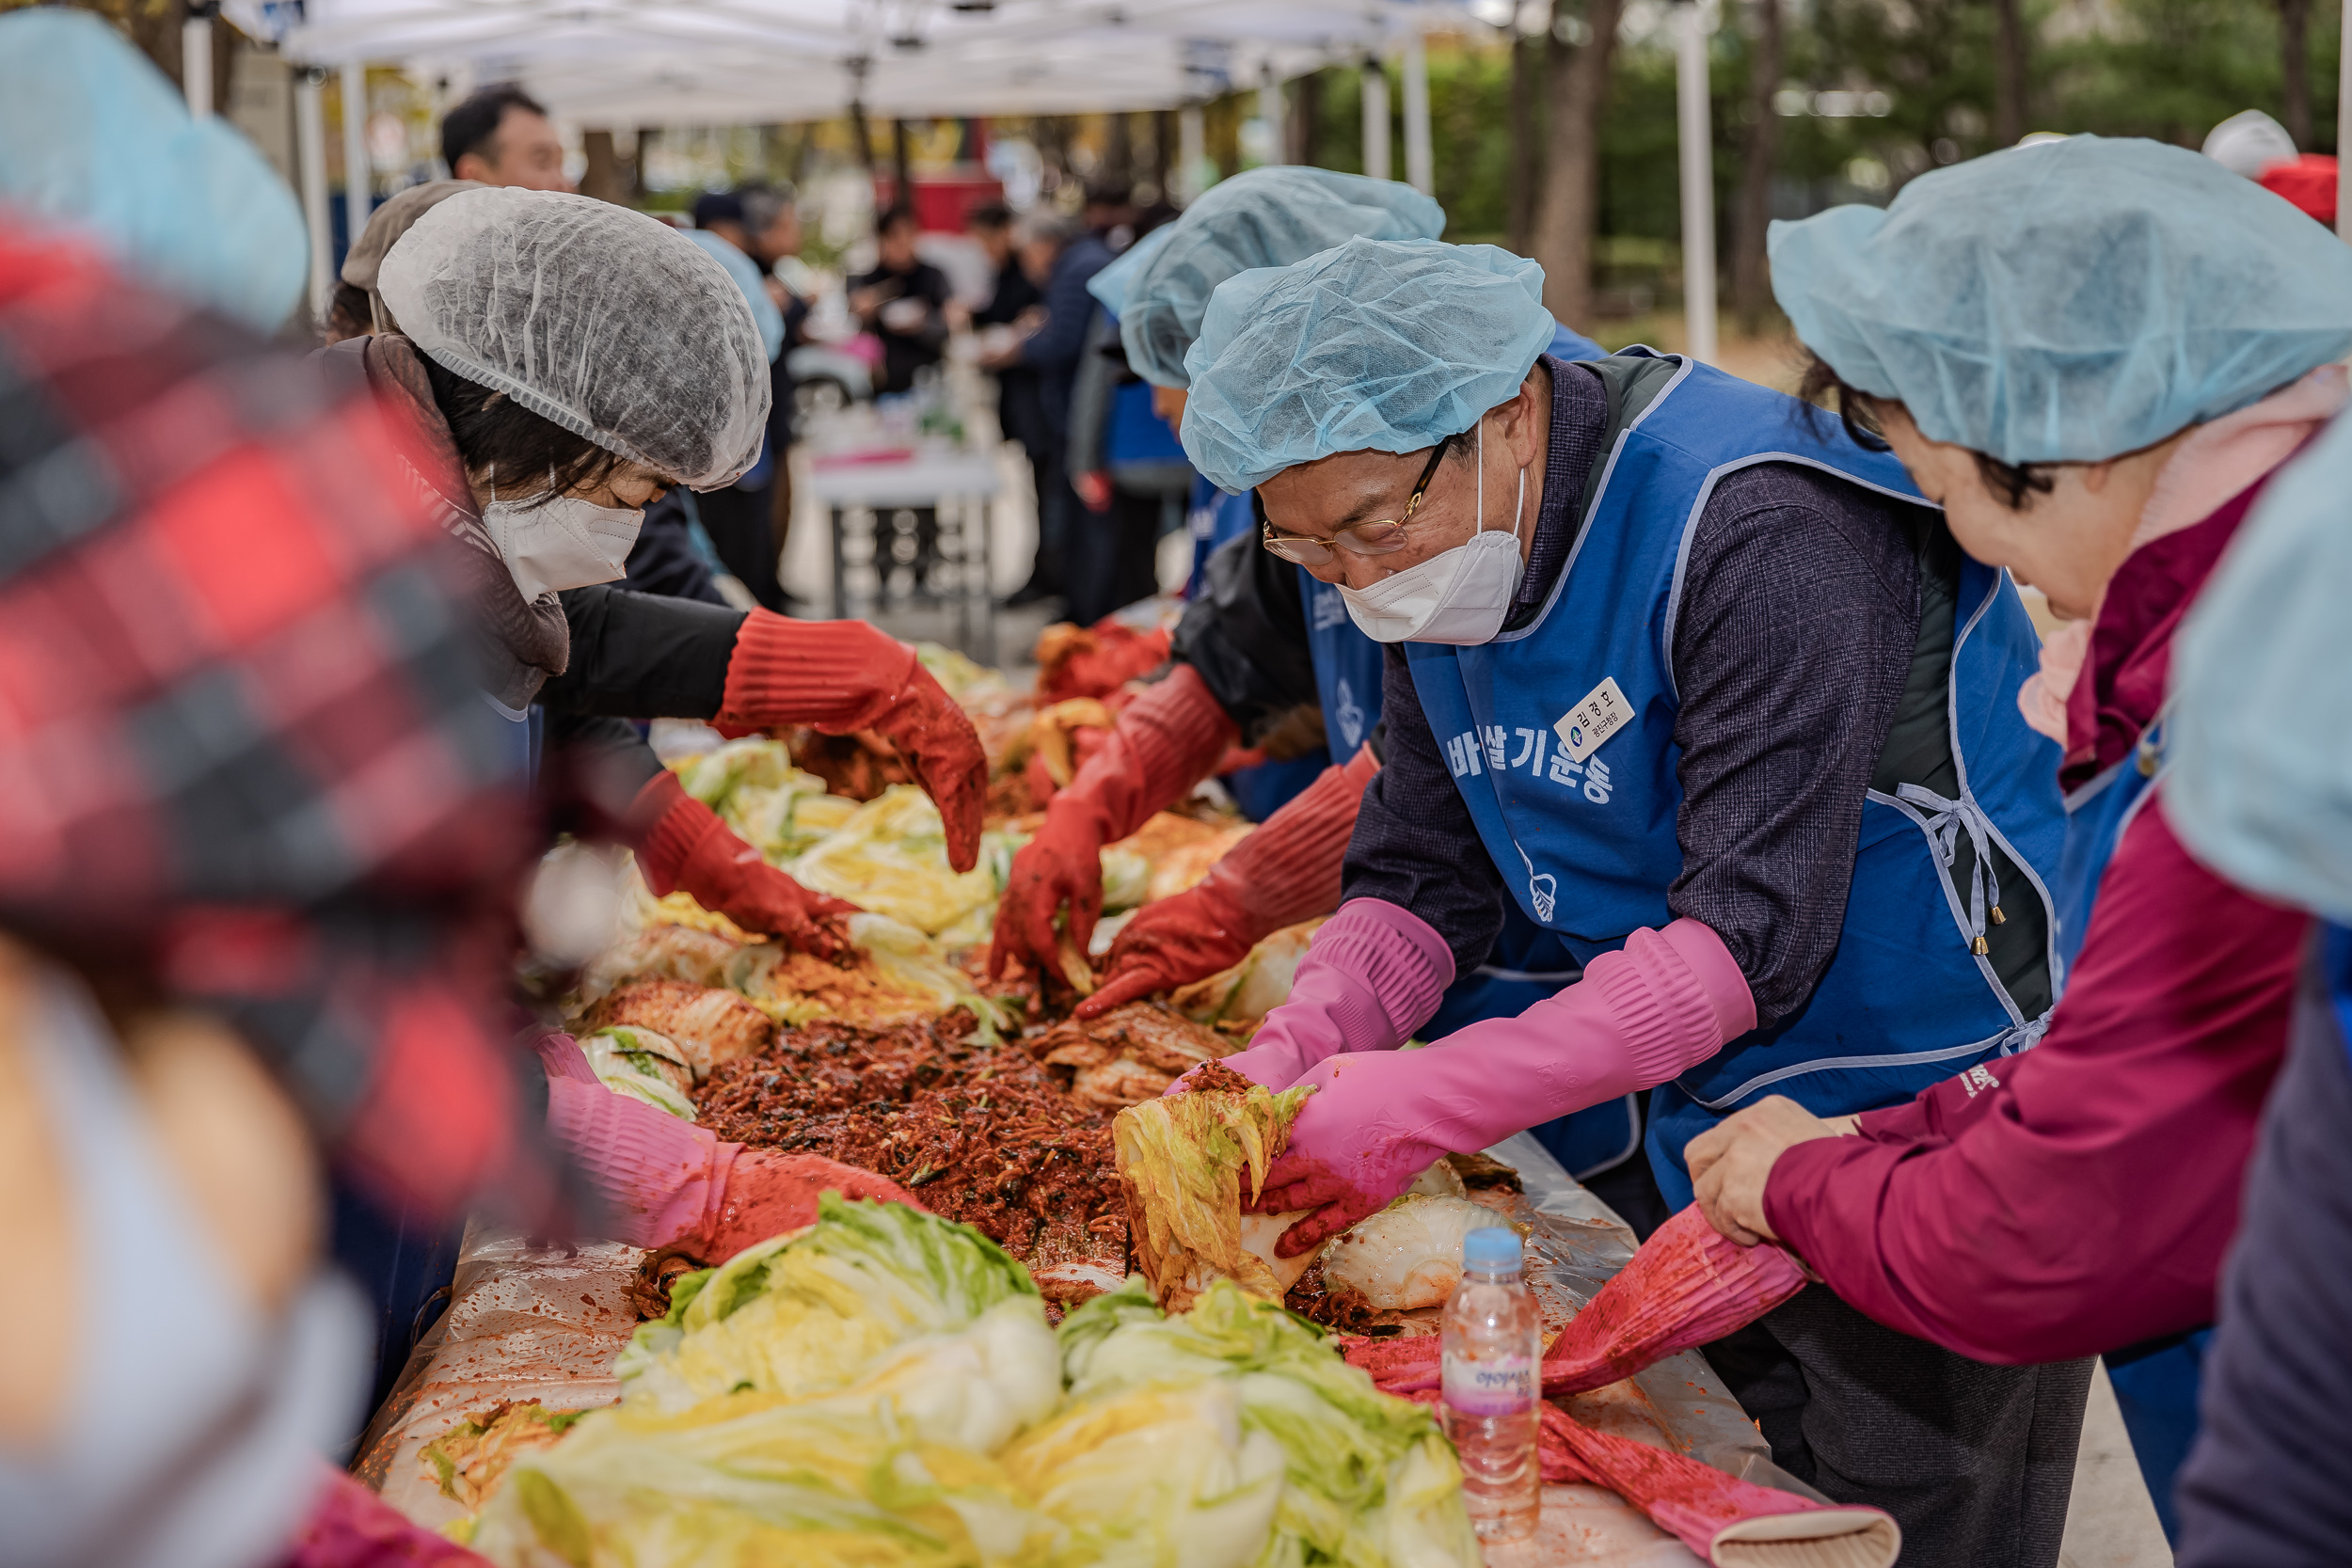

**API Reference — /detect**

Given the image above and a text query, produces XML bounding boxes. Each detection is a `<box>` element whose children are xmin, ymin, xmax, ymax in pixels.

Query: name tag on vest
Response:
<box><xmin>1555</xmin><ymin>676</ymin><xmax>1633</xmax><ymax>764</ymax></box>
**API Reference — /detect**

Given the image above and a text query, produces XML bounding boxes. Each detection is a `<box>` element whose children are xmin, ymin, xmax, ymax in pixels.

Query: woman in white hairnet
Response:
<box><xmin>348</xmin><ymin>186</ymin><xmax>986</xmax><ymax>958</ymax></box>
<box><xmin>1179</xmin><ymin>234</ymin><xmax>2079</xmax><ymax>1565</ymax></box>
<box><xmin>1679</xmin><ymin>135</ymin><xmax>2352</xmax><ymax>1540</ymax></box>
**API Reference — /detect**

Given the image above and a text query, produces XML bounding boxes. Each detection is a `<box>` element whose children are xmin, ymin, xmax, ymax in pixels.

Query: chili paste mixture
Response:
<box><xmin>693</xmin><ymin>1012</ymin><xmax>1127</xmax><ymax>1268</ymax></box>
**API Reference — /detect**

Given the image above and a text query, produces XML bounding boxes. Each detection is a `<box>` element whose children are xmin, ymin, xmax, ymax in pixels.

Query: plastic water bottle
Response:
<box><xmin>1442</xmin><ymin>1226</ymin><xmax>1542</xmax><ymax>1541</ymax></box>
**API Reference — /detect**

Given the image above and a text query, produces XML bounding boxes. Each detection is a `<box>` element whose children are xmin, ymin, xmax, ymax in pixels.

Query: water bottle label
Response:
<box><xmin>1443</xmin><ymin>1352</ymin><xmax>1536</xmax><ymax>1417</ymax></box>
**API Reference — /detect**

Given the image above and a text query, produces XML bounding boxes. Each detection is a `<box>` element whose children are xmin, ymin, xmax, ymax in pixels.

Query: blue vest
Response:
<box><xmin>2053</xmin><ymin>706</ymin><xmax>2168</xmax><ymax>979</ymax></box>
<box><xmin>1305</xmin><ymin>555</ymin><xmax>1640</xmax><ymax>1178</ymax></box>
<box><xmin>1404</xmin><ymin>352</ymin><xmax>2065</xmax><ymax>1207</ymax></box>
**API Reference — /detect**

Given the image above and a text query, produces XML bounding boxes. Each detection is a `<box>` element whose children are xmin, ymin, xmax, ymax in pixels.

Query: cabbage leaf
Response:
<box><xmin>1112</xmin><ymin>1080</ymin><xmax>1312</xmax><ymax>1308</ymax></box>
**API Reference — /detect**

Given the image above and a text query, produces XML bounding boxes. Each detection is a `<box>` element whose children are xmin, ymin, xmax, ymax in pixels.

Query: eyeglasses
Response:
<box><xmin>1258</xmin><ymin>436</ymin><xmax>1454</xmax><ymax>566</ymax></box>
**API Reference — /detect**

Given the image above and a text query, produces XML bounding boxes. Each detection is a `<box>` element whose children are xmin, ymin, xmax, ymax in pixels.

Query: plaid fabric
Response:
<box><xmin>0</xmin><ymin>218</ymin><xmax>553</xmax><ymax>1224</ymax></box>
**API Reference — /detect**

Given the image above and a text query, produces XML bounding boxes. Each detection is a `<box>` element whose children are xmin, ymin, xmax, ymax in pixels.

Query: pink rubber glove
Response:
<box><xmin>1250</xmin><ymin>918</ymin><xmax>1756</xmax><ymax>1257</ymax></box>
<box><xmin>1549</xmin><ymin>1410</ymin><xmax>1900</xmax><ymax>1567</ymax></box>
<box><xmin>536</xmin><ymin>1035</ymin><xmax>915</xmax><ymax>1259</ymax></box>
<box><xmin>1187</xmin><ymin>897</ymin><xmax>1456</xmax><ymax>1092</ymax></box>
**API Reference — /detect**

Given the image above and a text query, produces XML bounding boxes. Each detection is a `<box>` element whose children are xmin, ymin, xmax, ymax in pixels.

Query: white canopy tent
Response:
<box><xmin>225</xmin><ymin>0</ymin><xmax>1467</xmax><ymax>120</ymax></box>
<box><xmin>225</xmin><ymin>0</ymin><xmax>1488</xmax><ymax>318</ymax></box>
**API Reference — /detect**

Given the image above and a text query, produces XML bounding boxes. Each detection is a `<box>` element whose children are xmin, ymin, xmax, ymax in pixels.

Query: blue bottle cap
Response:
<box><xmin>1463</xmin><ymin>1227</ymin><xmax>1522</xmax><ymax>1273</ymax></box>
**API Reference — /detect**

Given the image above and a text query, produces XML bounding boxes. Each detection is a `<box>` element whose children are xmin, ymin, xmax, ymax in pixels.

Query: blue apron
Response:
<box><xmin>2055</xmin><ymin>703</ymin><xmax>2203</xmax><ymax>1538</ymax></box>
<box><xmin>1406</xmin><ymin>352</ymin><xmax>2064</xmax><ymax>1209</ymax></box>
<box><xmin>1303</xmin><ymin>564</ymin><xmax>1643</xmax><ymax>1179</ymax></box>
<box><xmin>1185</xmin><ymin>479</ymin><xmax>1256</xmax><ymax>598</ymax></box>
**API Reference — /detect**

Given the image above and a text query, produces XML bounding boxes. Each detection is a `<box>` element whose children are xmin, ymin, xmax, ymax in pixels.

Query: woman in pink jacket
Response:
<box><xmin>1684</xmin><ymin>135</ymin><xmax>2352</xmax><ymax>1538</ymax></box>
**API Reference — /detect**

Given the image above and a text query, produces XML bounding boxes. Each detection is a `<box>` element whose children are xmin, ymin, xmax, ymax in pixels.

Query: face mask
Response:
<box><xmin>480</xmin><ymin>467</ymin><xmax>645</xmax><ymax>602</ymax></box>
<box><xmin>1339</xmin><ymin>419</ymin><xmax>1529</xmax><ymax>645</ymax></box>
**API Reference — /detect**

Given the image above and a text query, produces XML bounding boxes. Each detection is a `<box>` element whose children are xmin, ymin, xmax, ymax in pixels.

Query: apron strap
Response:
<box><xmin>1897</xmin><ymin>783</ymin><xmax>2006</xmax><ymax>957</ymax></box>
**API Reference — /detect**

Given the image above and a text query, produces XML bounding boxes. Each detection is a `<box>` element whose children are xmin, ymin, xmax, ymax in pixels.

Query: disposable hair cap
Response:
<box><xmin>1181</xmin><ymin>236</ymin><xmax>1554</xmax><ymax>495</ymax></box>
<box><xmin>378</xmin><ymin>187</ymin><xmax>771</xmax><ymax>488</ymax></box>
<box><xmin>1118</xmin><ymin>167</ymin><xmax>1446</xmax><ymax>388</ymax></box>
<box><xmin>1770</xmin><ymin>135</ymin><xmax>2352</xmax><ymax>464</ymax></box>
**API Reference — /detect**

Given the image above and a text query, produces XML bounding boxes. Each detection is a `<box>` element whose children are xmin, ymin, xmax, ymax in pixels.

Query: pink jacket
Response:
<box><xmin>1761</xmin><ymin>389</ymin><xmax>2331</xmax><ymax>1366</ymax></box>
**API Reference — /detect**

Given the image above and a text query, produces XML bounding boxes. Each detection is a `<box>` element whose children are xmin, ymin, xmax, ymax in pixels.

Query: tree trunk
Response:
<box><xmin>1291</xmin><ymin>70</ymin><xmax>1324</xmax><ymax>167</ymax></box>
<box><xmin>630</xmin><ymin>128</ymin><xmax>660</xmax><ymax>205</ymax></box>
<box><xmin>580</xmin><ymin>130</ymin><xmax>625</xmax><ymax>204</ymax></box>
<box><xmin>1533</xmin><ymin>0</ymin><xmax>1623</xmax><ymax>326</ymax></box>
<box><xmin>1104</xmin><ymin>111</ymin><xmax>1135</xmax><ymax>189</ymax></box>
<box><xmin>1508</xmin><ymin>24</ymin><xmax>1543</xmax><ymax>252</ymax></box>
<box><xmin>1732</xmin><ymin>0</ymin><xmax>1783</xmax><ymax>327</ymax></box>
<box><xmin>849</xmin><ymin>103</ymin><xmax>875</xmax><ymax>173</ymax></box>
<box><xmin>1990</xmin><ymin>0</ymin><xmax>2029</xmax><ymax>147</ymax></box>
<box><xmin>2279</xmin><ymin>0</ymin><xmax>2314</xmax><ymax>149</ymax></box>
<box><xmin>891</xmin><ymin>119</ymin><xmax>914</xmax><ymax>207</ymax></box>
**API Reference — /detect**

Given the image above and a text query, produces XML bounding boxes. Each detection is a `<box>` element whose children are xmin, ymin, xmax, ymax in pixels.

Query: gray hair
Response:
<box><xmin>1017</xmin><ymin>212</ymin><xmax>1085</xmax><ymax>249</ymax></box>
<box><xmin>738</xmin><ymin>182</ymin><xmax>797</xmax><ymax>234</ymax></box>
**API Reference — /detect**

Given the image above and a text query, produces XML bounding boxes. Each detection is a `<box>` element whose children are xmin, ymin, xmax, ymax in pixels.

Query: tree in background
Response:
<box><xmin>1732</xmin><ymin>0</ymin><xmax>1785</xmax><ymax>327</ymax></box>
<box><xmin>1535</xmin><ymin>0</ymin><xmax>1625</xmax><ymax>325</ymax></box>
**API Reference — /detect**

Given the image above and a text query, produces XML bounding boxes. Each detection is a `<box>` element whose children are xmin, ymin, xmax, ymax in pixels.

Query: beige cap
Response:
<box><xmin>342</xmin><ymin>179</ymin><xmax>484</xmax><ymax>335</ymax></box>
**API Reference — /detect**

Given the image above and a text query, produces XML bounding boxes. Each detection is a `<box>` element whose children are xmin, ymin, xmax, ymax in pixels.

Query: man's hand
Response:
<box><xmin>1685</xmin><ymin>1096</ymin><xmax>1858</xmax><ymax>1246</ymax></box>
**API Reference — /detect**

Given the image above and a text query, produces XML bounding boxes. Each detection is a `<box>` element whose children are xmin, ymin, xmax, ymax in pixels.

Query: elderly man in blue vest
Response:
<box><xmin>1181</xmin><ymin>238</ymin><xmax>2088</xmax><ymax>1568</ymax></box>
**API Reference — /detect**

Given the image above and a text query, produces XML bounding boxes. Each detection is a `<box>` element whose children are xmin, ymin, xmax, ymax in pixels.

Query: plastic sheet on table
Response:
<box><xmin>351</xmin><ymin>1220</ymin><xmax>645</xmax><ymax>1530</ymax></box>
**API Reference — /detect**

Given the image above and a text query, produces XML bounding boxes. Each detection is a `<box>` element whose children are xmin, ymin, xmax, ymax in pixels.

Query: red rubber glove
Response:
<box><xmin>989</xmin><ymin>662</ymin><xmax>1239</xmax><ymax>979</ymax></box>
<box><xmin>717</xmin><ymin>610</ymin><xmax>987</xmax><ymax>873</ymax></box>
<box><xmin>632</xmin><ymin>771</ymin><xmax>858</xmax><ymax>959</ymax></box>
<box><xmin>1079</xmin><ymin>744</ymin><xmax>1382</xmax><ymax>1017</ymax></box>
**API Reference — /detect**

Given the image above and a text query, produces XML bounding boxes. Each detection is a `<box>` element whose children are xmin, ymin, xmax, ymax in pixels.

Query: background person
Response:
<box><xmin>984</xmin><ymin>211</ymin><xmax>1114</xmax><ymax>610</ymax></box>
<box><xmin>1682</xmin><ymin>136</ymin><xmax>2352</xmax><ymax>1538</ymax></box>
<box><xmin>439</xmin><ymin>80</ymin><xmax>571</xmax><ymax>191</ymax></box>
<box><xmin>1180</xmin><ymin>236</ymin><xmax>2083</xmax><ymax>1567</ymax></box>
<box><xmin>681</xmin><ymin>189</ymin><xmax>789</xmax><ymax>609</ymax></box>
<box><xmin>848</xmin><ymin>203</ymin><xmax>956</xmax><ymax>396</ymax></box>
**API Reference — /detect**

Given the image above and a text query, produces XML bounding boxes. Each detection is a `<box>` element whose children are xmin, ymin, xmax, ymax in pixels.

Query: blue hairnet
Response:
<box><xmin>1181</xmin><ymin>238</ymin><xmax>1553</xmax><ymax>494</ymax></box>
<box><xmin>685</xmin><ymin>229</ymin><xmax>785</xmax><ymax>363</ymax></box>
<box><xmin>0</xmin><ymin>8</ymin><xmax>306</xmax><ymax>333</ymax></box>
<box><xmin>1121</xmin><ymin>168</ymin><xmax>1446</xmax><ymax>388</ymax></box>
<box><xmin>2169</xmin><ymin>408</ymin><xmax>2352</xmax><ymax>923</ymax></box>
<box><xmin>1771</xmin><ymin>135</ymin><xmax>2352</xmax><ymax>464</ymax></box>
<box><xmin>1085</xmin><ymin>222</ymin><xmax>1177</xmax><ymax>320</ymax></box>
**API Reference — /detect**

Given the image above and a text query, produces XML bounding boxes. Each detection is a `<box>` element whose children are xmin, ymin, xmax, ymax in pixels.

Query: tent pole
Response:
<box><xmin>1361</xmin><ymin>55</ymin><xmax>1391</xmax><ymax>180</ymax></box>
<box><xmin>2339</xmin><ymin>0</ymin><xmax>2351</xmax><ymax>242</ymax></box>
<box><xmin>1402</xmin><ymin>32</ymin><xmax>1434</xmax><ymax>196</ymax></box>
<box><xmin>295</xmin><ymin>66</ymin><xmax>333</xmax><ymax>326</ymax></box>
<box><xmin>1178</xmin><ymin>104</ymin><xmax>1206</xmax><ymax>200</ymax></box>
<box><xmin>182</xmin><ymin>5</ymin><xmax>214</xmax><ymax>118</ymax></box>
<box><xmin>1258</xmin><ymin>69</ymin><xmax>1286</xmax><ymax>166</ymax></box>
<box><xmin>1674</xmin><ymin>0</ymin><xmax>1718</xmax><ymax>364</ymax></box>
<box><xmin>341</xmin><ymin>60</ymin><xmax>371</xmax><ymax>258</ymax></box>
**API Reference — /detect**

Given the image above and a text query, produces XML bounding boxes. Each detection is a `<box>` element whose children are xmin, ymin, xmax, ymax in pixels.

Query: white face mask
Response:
<box><xmin>480</xmin><ymin>467</ymin><xmax>645</xmax><ymax>602</ymax></box>
<box><xmin>1339</xmin><ymin>419</ymin><xmax>1529</xmax><ymax>645</ymax></box>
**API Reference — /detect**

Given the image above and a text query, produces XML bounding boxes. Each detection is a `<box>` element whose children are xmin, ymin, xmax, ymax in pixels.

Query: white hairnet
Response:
<box><xmin>2202</xmin><ymin>109</ymin><xmax>2298</xmax><ymax>178</ymax></box>
<box><xmin>1180</xmin><ymin>237</ymin><xmax>1554</xmax><ymax>495</ymax></box>
<box><xmin>684</xmin><ymin>229</ymin><xmax>784</xmax><ymax>364</ymax></box>
<box><xmin>1118</xmin><ymin>168</ymin><xmax>1447</xmax><ymax>388</ymax></box>
<box><xmin>378</xmin><ymin>188</ymin><xmax>771</xmax><ymax>488</ymax></box>
<box><xmin>0</xmin><ymin>8</ymin><xmax>306</xmax><ymax>333</ymax></box>
<box><xmin>1771</xmin><ymin>135</ymin><xmax>2352</xmax><ymax>464</ymax></box>
<box><xmin>2169</xmin><ymin>408</ymin><xmax>2352</xmax><ymax>924</ymax></box>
